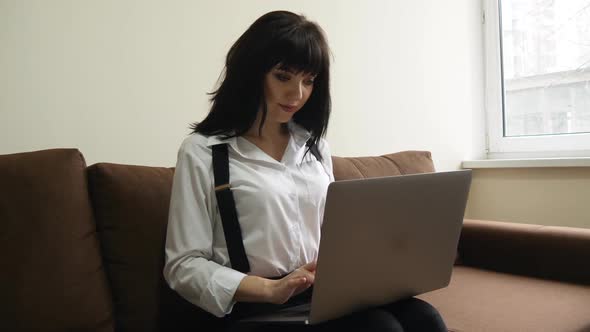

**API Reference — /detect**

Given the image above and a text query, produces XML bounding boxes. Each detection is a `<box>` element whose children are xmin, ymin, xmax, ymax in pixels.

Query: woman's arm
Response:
<box><xmin>164</xmin><ymin>138</ymin><xmax>246</xmax><ymax>318</ymax></box>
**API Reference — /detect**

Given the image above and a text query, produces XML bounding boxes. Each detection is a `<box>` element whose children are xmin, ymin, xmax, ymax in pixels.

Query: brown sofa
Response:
<box><xmin>1</xmin><ymin>148</ymin><xmax>589</xmax><ymax>332</ymax></box>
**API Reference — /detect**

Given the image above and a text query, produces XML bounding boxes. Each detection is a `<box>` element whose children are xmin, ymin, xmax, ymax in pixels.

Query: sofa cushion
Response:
<box><xmin>87</xmin><ymin>163</ymin><xmax>208</xmax><ymax>332</ymax></box>
<box><xmin>332</xmin><ymin>151</ymin><xmax>435</xmax><ymax>181</ymax></box>
<box><xmin>418</xmin><ymin>266</ymin><xmax>590</xmax><ymax>332</ymax></box>
<box><xmin>0</xmin><ymin>149</ymin><xmax>114</xmax><ymax>331</ymax></box>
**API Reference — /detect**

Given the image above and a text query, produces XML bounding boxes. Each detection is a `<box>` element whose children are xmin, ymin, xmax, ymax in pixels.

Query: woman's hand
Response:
<box><xmin>233</xmin><ymin>261</ymin><xmax>317</xmax><ymax>304</ymax></box>
<box><xmin>267</xmin><ymin>261</ymin><xmax>317</xmax><ymax>304</ymax></box>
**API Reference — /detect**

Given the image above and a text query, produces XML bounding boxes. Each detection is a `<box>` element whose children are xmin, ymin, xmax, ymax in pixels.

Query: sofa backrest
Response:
<box><xmin>0</xmin><ymin>149</ymin><xmax>114</xmax><ymax>331</ymax></box>
<box><xmin>86</xmin><ymin>163</ymin><xmax>179</xmax><ymax>332</ymax></box>
<box><xmin>332</xmin><ymin>151</ymin><xmax>435</xmax><ymax>180</ymax></box>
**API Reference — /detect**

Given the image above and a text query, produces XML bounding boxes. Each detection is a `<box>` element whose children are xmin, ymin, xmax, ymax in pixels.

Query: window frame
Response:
<box><xmin>483</xmin><ymin>0</ymin><xmax>590</xmax><ymax>159</ymax></box>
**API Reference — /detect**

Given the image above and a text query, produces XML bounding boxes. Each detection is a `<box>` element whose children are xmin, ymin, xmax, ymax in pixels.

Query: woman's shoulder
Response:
<box><xmin>317</xmin><ymin>136</ymin><xmax>330</xmax><ymax>148</ymax></box>
<box><xmin>180</xmin><ymin>132</ymin><xmax>209</xmax><ymax>148</ymax></box>
<box><xmin>177</xmin><ymin>133</ymin><xmax>213</xmax><ymax>162</ymax></box>
<box><xmin>316</xmin><ymin>137</ymin><xmax>332</xmax><ymax>157</ymax></box>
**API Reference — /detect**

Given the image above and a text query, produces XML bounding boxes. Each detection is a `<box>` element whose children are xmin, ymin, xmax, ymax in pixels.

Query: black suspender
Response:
<box><xmin>212</xmin><ymin>144</ymin><xmax>251</xmax><ymax>273</ymax></box>
<box><xmin>211</xmin><ymin>140</ymin><xmax>321</xmax><ymax>274</ymax></box>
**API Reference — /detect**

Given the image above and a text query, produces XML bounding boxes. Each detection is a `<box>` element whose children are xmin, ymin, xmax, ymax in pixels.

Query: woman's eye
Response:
<box><xmin>274</xmin><ymin>73</ymin><xmax>290</xmax><ymax>82</ymax></box>
<box><xmin>304</xmin><ymin>79</ymin><xmax>315</xmax><ymax>86</ymax></box>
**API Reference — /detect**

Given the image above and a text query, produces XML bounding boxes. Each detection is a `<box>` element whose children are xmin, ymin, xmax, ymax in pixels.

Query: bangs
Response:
<box><xmin>269</xmin><ymin>26</ymin><xmax>327</xmax><ymax>75</ymax></box>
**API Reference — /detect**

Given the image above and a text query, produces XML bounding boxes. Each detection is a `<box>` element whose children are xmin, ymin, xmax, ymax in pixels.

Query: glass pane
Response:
<box><xmin>500</xmin><ymin>0</ymin><xmax>590</xmax><ymax>137</ymax></box>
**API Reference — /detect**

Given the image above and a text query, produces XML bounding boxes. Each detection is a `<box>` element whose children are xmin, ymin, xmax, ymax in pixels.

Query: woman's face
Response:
<box><xmin>263</xmin><ymin>65</ymin><xmax>316</xmax><ymax>124</ymax></box>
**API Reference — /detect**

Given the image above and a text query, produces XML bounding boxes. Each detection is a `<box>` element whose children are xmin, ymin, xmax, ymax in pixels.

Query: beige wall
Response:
<box><xmin>465</xmin><ymin>168</ymin><xmax>590</xmax><ymax>229</ymax></box>
<box><xmin>8</xmin><ymin>1</ymin><xmax>588</xmax><ymax>230</ymax></box>
<box><xmin>0</xmin><ymin>0</ymin><xmax>485</xmax><ymax>170</ymax></box>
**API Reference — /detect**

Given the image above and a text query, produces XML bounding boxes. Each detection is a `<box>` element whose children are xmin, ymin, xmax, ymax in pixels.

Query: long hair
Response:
<box><xmin>191</xmin><ymin>10</ymin><xmax>331</xmax><ymax>160</ymax></box>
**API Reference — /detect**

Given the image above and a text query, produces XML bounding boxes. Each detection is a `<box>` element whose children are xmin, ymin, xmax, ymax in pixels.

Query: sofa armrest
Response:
<box><xmin>458</xmin><ymin>219</ymin><xmax>590</xmax><ymax>285</ymax></box>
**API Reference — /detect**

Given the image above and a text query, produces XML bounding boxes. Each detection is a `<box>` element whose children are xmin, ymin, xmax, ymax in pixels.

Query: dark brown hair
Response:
<box><xmin>191</xmin><ymin>10</ymin><xmax>331</xmax><ymax>160</ymax></box>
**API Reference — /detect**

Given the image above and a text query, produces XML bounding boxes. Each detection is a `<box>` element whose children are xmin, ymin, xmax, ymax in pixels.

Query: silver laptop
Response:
<box><xmin>239</xmin><ymin>170</ymin><xmax>472</xmax><ymax>325</ymax></box>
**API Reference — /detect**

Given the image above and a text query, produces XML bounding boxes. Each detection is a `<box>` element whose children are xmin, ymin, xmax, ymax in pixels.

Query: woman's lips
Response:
<box><xmin>279</xmin><ymin>104</ymin><xmax>297</xmax><ymax>113</ymax></box>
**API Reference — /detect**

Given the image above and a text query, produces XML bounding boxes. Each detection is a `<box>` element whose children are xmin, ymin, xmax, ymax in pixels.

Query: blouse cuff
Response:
<box><xmin>200</xmin><ymin>266</ymin><xmax>247</xmax><ymax>317</ymax></box>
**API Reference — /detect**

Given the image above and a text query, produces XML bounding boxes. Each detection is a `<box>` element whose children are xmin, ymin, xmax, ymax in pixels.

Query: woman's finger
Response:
<box><xmin>294</xmin><ymin>267</ymin><xmax>315</xmax><ymax>284</ymax></box>
<box><xmin>301</xmin><ymin>261</ymin><xmax>317</xmax><ymax>272</ymax></box>
<box><xmin>288</xmin><ymin>276</ymin><xmax>306</xmax><ymax>287</ymax></box>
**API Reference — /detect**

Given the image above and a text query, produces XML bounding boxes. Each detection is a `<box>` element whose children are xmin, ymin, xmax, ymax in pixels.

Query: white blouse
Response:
<box><xmin>163</xmin><ymin>121</ymin><xmax>334</xmax><ymax>317</ymax></box>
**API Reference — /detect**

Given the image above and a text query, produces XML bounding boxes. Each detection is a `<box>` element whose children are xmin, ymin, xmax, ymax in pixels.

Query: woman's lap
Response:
<box><xmin>236</xmin><ymin>297</ymin><xmax>446</xmax><ymax>332</ymax></box>
<box><xmin>380</xmin><ymin>297</ymin><xmax>447</xmax><ymax>332</ymax></box>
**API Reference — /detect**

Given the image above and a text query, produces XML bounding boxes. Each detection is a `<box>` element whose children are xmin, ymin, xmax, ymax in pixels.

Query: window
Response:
<box><xmin>484</xmin><ymin>0</ymin><xmax>590</xmax><ymax>158</ymax></box>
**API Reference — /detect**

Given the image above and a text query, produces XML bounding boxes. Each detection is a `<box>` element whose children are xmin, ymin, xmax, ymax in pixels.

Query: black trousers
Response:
<box><xmin>308</xmin><ymin>297</ymin><xmax>446</xmax><ymax>332</ymax></box>
<box><xmin>224</xmin><ymin>291</ymin><xmax>447</xmax><ymax>332</ymax></box>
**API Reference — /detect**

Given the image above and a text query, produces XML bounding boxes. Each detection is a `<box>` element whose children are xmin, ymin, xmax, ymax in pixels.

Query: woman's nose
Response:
<box><xmin>287</xmin><ymin>81</ymin><xmax>304</xmax><ymax>101</ymax></box>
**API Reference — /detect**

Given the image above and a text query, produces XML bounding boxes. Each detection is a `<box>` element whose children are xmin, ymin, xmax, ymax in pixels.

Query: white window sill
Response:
<box><xmin>462</xmin><ymin>157</ymin><xmax>590</xmax><ymax>169</ymax></box>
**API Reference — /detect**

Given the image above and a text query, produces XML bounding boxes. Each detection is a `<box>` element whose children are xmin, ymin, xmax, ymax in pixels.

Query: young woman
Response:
<box><xmin>164</xmin><ymin>10</ymin><xmax>447</xmax><ymax>332</ymax></box>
